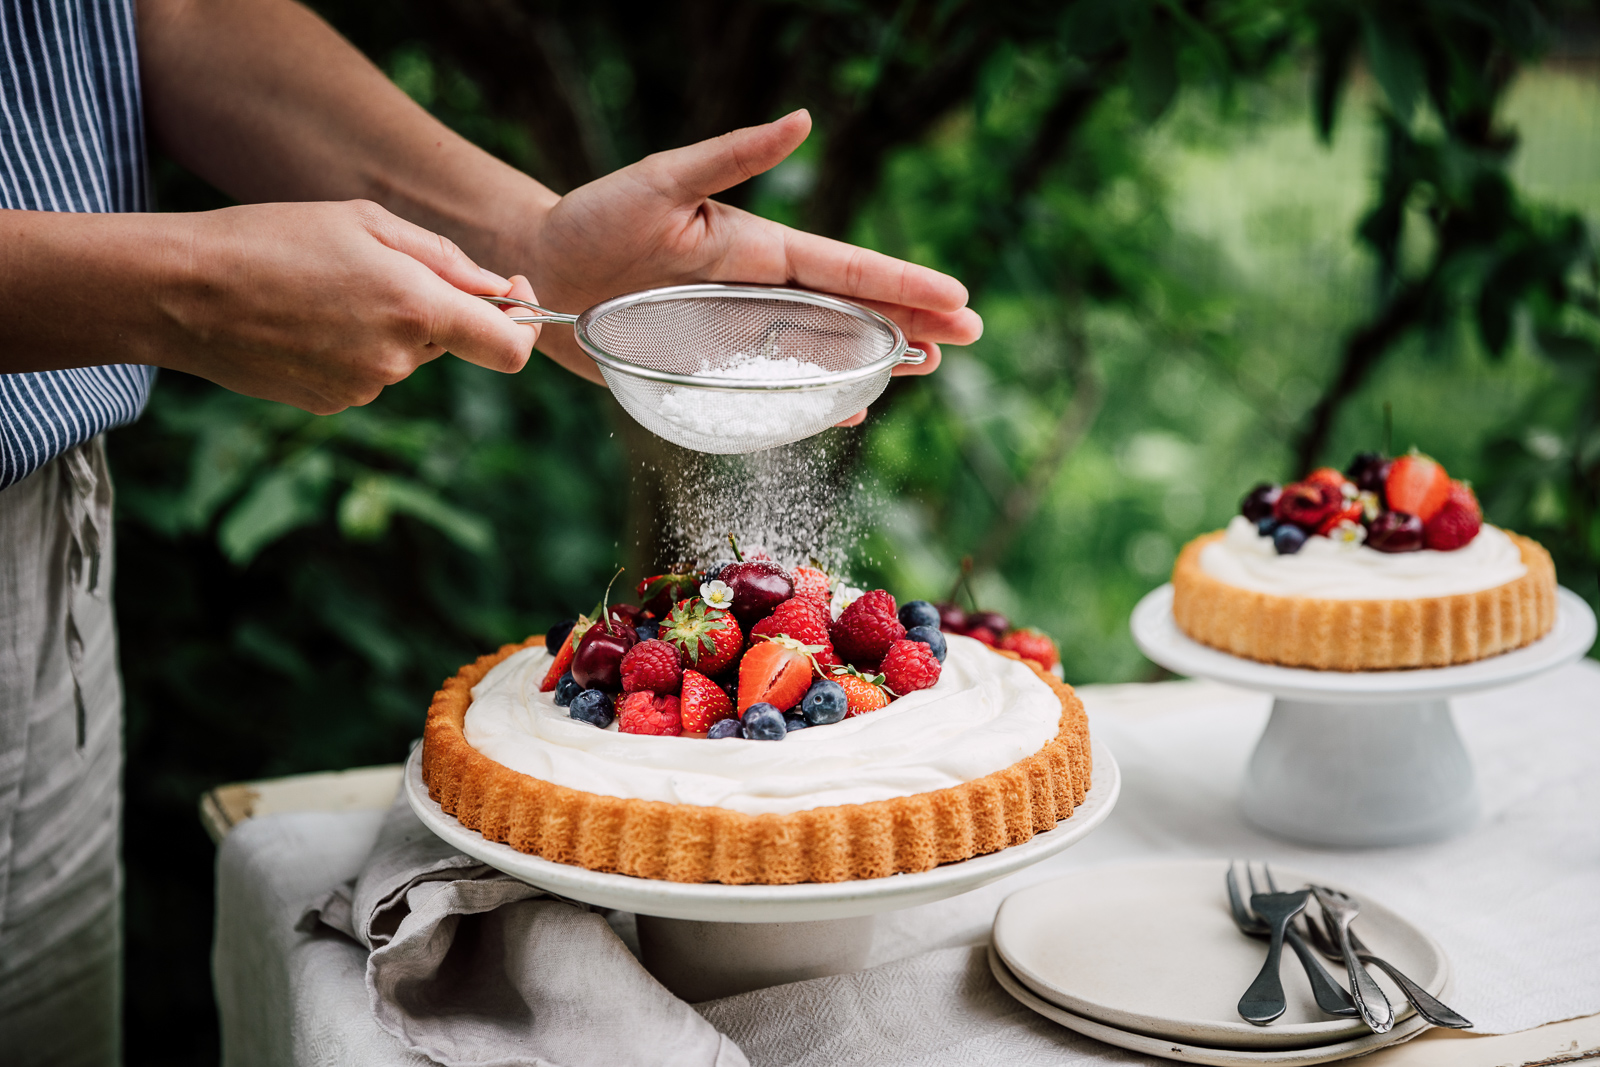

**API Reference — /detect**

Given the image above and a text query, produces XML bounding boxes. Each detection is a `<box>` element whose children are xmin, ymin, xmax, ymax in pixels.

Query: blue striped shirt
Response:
<box><xmin>0</xmin><ymin>0</ymin><xmax>155</xmax><ymax>490</ymax></box>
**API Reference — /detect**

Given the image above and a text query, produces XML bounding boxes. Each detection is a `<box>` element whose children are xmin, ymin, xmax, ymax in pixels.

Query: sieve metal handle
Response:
<box><xmin>476</xmin><ymin>294</ymin><xmax>580</xmax><ymax>326</ymax></box>
<box><xmin>899</xmin><ymin>346</ymin><xmax>929</xmax><ymax>366</ymax></box>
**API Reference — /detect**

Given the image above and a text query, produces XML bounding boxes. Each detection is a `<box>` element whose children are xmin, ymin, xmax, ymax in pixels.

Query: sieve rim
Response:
<box><xmin>572</xmin><ymin>284</ymin><xmax>910</xmax><ymax>391</ymax></box>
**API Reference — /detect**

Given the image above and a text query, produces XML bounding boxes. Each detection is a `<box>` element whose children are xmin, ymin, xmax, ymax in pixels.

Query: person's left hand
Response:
<box><xmin>511</xmin><ymin>110</ymin><xmax>981</xmax><ymax>423</ymax></box>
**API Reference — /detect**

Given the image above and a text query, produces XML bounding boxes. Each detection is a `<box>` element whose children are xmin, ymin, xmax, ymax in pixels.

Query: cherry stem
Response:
<box><xmin>601</xmin><ymin>565</ymin><xmax>625</xmax><ymax>628</ymax></box>
<box><xmin>727</xmin><ymin>532</ymin><xmax>744</xmax><ymax>562</ymax></box>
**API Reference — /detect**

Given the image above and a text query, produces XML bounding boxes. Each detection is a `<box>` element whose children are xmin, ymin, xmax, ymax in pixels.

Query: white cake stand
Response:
<box><xmin>1131</xmin><ymin>585</ymin><xmax>1596</xmax><ymax>848</ymax></box>
<box><xmin>405</xmin><ymin>740</ymin><xmax>1119</xmax><ymax>1000</ymax></box>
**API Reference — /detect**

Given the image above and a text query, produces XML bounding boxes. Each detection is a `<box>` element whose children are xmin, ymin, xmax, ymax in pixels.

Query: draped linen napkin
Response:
<box><xmin>297</xmin><ymin>792</ymin><xmax>748</xmax><ymax>1067</ymax></box>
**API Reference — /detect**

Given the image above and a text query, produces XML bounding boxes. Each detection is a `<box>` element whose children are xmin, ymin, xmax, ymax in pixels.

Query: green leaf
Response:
<box><xmin>336</xmin><ymin>473</ymin><xmax>495</xmax><ymax>555</ymax></box>
<box><xmin>1128</xmin><ymin>16</ymin><xmax>1177</xmax><ymax>123</ymax></box>
<box><xmin>1361</xmin><ymin>12</ymin><xmax>1423</xmax><ymax>122</ymax></box>
<box><xmin>217</xmin><ymin>451</ymin><xmax>334</xmax><ymax>565</ymax></box>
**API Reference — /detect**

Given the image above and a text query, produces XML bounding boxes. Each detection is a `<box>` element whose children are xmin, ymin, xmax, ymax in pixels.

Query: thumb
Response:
<box><xmin>645</xmin><ymin>109</ymin><xmax>812</xmax><ymax>201</ymax></box>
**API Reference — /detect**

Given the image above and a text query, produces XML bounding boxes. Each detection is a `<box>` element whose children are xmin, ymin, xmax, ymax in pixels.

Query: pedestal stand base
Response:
<box><xmin>1241</xmin><ymin>699</ymin><xmax>1479</xmax><ymax>848</ymax></box>
<box><xmin>636</xmin><ymin>913</ymin><xmax>876</xmax><ymax>1001</ymax></box>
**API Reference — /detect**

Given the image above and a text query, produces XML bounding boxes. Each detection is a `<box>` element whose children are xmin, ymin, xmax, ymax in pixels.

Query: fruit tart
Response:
<box><xmin>1172</xmin><ymin>450</ymin><xmax>1557</xmax><ymax>670</ymax></box>
<box><xmin>422</xmin><ymin>556</ymin><xmax>1091</xmax><ymax>884</ymax></box>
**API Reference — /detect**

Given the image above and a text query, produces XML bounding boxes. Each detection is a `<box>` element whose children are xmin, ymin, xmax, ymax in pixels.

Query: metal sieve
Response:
<box><xmin>480</xmin><ymin>284</ymin><xmax>927</xmax><ymax>454</ymax></box>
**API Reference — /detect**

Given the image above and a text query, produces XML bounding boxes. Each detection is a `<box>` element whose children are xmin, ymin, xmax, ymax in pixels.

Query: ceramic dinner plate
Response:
<box><xmin>991</xmin><ymin>858</ymin><xmax>1448</xmax><ymax>1050</ymax></box>
<box><xmin>988</xmin><ymin>945</ymin><xmax>1432</xmax><ymax>1066</ymax></box>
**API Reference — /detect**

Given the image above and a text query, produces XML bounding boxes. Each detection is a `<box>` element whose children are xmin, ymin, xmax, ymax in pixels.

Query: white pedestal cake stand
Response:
<box><xmin>1131</xmin><ymin>585</ymin><xmax>1596</xmax><ymax>848</ymax></box>
<box><xmin>406</xmin><ymin>740</ymin><xmax>1119</xmax><ymax>1001</ymax></box>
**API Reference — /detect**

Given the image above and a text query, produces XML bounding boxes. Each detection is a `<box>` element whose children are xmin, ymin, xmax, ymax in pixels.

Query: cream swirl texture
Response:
<box><xmin>1199</xmin><ymin>515</ymin><xmax>1526</xmax><ymax>600</ymax></box>
<box><xmin>462</xmin><ymin>634</ymin><xmax>1062</xmax><ymax>816</ymax></box>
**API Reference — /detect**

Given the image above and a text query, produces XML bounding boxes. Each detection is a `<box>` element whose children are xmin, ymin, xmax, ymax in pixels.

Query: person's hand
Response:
<box><xmin>514</xmin><ymin>110</ymin><xmax>982</xmax><ymax>409</ymax></box>
<box><xmin>162</xmin><ymin>200</ymin><xmax>539</xmax><ymax>414</ymax></box>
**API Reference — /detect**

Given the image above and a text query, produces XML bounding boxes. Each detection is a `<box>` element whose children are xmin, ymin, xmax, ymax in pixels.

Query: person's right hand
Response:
<box><xmin>159</xmin><ymin>200</ymin><xmax>538</xmax><ymax>414</ymax></box>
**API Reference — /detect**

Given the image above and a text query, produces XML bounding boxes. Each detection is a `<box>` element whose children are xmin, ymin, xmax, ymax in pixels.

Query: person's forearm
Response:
<box><xmin>136</xmin><ymin>0</ymin><xmax>556</xmax><ymax>274</ymax></box>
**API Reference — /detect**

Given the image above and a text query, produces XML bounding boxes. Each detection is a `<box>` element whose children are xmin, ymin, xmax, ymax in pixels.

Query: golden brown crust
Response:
<box><xmin>421</xmin><ymin>644</ymin><xmax>1092</xmax><ymax>884</ymax></box>
<box><xmin>1171</xmin><ymin>530</ymin><xmax>1557</xmax><ymax>670</ymax></box>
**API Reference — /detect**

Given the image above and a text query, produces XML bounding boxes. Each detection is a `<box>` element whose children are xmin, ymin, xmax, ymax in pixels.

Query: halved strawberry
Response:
<box><xmin>737</xmin><ymin>636</ymin><xmax>821</xmax><ymax>713</ymax></box>
<box><xmin>540</xmin><ymin>615</ymin><xmax>591</xmax><ymax>691</ymax></box>
<box><xmin>680</xmin><ymin>669</ymin><xmax>735</xmax><ymax>737</ymax></box>
<box><xmin>1315</xmin><ymin>502</ymin><xmax>1364</xmax><ymax>536</ymax></box>
<box><xmin>1386</xmin><ymin>452</ymin><xmax>1451</xmax><ymax>523</ymax></box>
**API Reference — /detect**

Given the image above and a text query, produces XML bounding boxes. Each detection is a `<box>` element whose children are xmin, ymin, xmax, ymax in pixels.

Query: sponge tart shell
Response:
<box><xmin>421</xmin><ymin>642</ymin><xmax>1091</xmax><ymax>884</ymax></box>
<box><xmin>1171</xmin><ymin>530</ymin><xmax>1557</xmax><ymax>671</ymax></box>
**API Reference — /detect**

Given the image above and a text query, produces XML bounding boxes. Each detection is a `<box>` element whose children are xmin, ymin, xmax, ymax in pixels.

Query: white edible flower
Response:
<box><xmin>1329</xmin><ymin>519</ymin><xmax>1367</xmax><ymax>546</ymax></box>
<box><xmin>1340</xmin><ymin>480</ymin><xmax>1360</xmax><ymax>501</ymax></box>
<box><xmin>1358</xmin><ymin>490</ymin><xmax>1381</xmax><ymax>521</ymax></box>
<box><xmin>700</xmin><ymin>580</ymin><xmax>735</xmax><ymax>610</ymax></box>
<box><xmin>829</xmin><ymin>581</ymin><xmax>864</xmax><ymax>621</ymax></box>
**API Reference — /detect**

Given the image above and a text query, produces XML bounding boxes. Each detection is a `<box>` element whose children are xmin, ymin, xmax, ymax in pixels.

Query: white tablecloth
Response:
<box><xmin>214</xmin><ymin>660</ymin><xmax>1600</xmax><ymax>1066</ymax></box>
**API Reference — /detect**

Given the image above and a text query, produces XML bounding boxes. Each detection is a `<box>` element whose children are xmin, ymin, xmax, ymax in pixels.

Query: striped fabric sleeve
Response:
<box><xmin>0</xmin><ymin>0</ymin><xmax>155</xmax><ymax>491</ymax></box>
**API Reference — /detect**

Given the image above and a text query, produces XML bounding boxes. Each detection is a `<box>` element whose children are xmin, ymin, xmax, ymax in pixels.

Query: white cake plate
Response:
<box><xmin>405</xmin><ymin>740</ymin><xmax>1119</xmax><ymax>999</ymax></box>
<box><xmin>1131</xmin><ymin>585</ymin><xmax>1596</xmax><ymax>848</ymax></box>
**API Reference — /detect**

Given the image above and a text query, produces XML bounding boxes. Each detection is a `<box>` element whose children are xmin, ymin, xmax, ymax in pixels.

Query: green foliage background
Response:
<box><xmin>110</xmin><ymin>2</ymin><xmax>1600</xmax><ymax>1062</ymax></box>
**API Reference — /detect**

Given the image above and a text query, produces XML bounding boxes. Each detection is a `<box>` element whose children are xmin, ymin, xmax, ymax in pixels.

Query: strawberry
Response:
<box><xmin>540</xmin><ymin>616</ymin><xmax>590</xmax><ymax>691</ymax></box>
<box><xmin>662</xmin><ymin>599</ymin><xmax>744</xmax><ymax>676</ymax></box>
<box><xmin>1306</xmin><ymin>467</ymin><xmax>1352</xmax><ymax>494</ymax></box>
<box><xmin>618</xmin><ymin>692</ymin><xmax>682</xmax><ymax>736</ymax></box>
<box><xmin>636</xmin><ymin>570</ymin><xmax>701</xmax><ymax>617</ymax></box>
<box><xmin>679</xmin><ymin>669</ymin><xmax>735</xmax><ymax>736</ymax></box>
<box><xmin>791</xmin><ymin>565</ymin><xmax>832</xmax><ymax>604</ymax></box>
<box><xmin>880</xmin><ymin>638</ymin><xmax>942</xmax><ymax>695</ymax></box>
<box><xmin>965</xmin><ymin>626</ymin><xmax>999</xmax><ymax>647</ymax></box>
<box><xmin>1386</xmin><ymin>452</ymin><xmax>1451</xmax><ymax>523</ymax></box>
<box><xmin>830</xmin><ymin>667</ymin><xmax>891</xmax><ymax>717</ymax></box>
<box><xmin>1423</xmin><ymin>480</ymin><xmax>1482</xmax><ymax>551</ymax></box>
<box><xmin>736</xmin><ymin>635</ymin><xmax>821</xmax><ymax>713</ymax></box>
<box><xmin>1000</xmin><ymin>627</ymin><xmax>1059</xmax><ymax>671</ymax></box>
<box><xmin>620</xmin><ymin>639</ymin><xmax>684</xmax><ymax>694</ymax></box>
<box><xmin>1315</xmin><ymin>501</ymin><xmax>1365</xmax><ymax>536</ymax></box>
<box><xmin>830</xmin><ymin>589</ymin><xmax>906</xmax><ymax>670</ymax></box>
<box><xmin>751</xmin><ymin>596</ymin><xmax>840</xmax><ymax>668</ymax></box>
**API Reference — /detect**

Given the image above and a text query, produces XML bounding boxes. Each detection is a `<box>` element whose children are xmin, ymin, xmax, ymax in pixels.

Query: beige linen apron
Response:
<box><xmin>0</xmin><ymin>437</ymin><xmax>122</xmax><ymax>1065</ymax></box>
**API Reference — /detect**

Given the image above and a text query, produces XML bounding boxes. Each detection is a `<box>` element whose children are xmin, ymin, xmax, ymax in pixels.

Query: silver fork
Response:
<box><xmin>1301</xmin><ymin>891</ymin><xmax>1473</xmax><ymax>1029</ymax></box>
<box><xmin>1312</xmin><ymin>886</ymin><xmax>1395</xmax><ymax>1034</ymax></box>
<box><xmin>1226</xmin><ymin>863</ymin><xmax>1357</xmax><ymax>1017</ymax></box>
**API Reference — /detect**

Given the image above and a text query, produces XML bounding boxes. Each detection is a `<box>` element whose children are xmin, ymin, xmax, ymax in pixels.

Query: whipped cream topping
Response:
<box><xmin>462</xmin><ymin>634</ymin><xmax>1062</xmax><ymax>817</ymax></box>
<box><xmin>1198</xmin><ymin>515</ymin><xmax>1526</xmax><ymax>600</ymax></box>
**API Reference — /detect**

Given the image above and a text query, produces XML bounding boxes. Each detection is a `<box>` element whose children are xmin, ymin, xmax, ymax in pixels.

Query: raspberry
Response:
<box><xmin>1000</xmin><ymin>627</ymin><xmax>1058</xmax><ymax>671</ymax></box>
<box><xmin>830</xmin><ymin>589</ymin><xmax>905</xmax><ymax>670</ymax></box>
<box><xmin>620</xmin><ymin>639</ymin><xmax>684</xmax><ymax>694</ymax></box>
<box><xmin>880</xmin><ymin>639</ymin><xmax>942</xmax><ymax>695</ymax></box>
<box><xmin>1423</xmin><ymin>481</ymin><xmax>1482</xmax><ymax>551</ymax></box>
<box><xmin>751</xmin><ymin>597</ymin><xmax>839</xmax><ymax>668</ymax></box>
<box><xmin>618</xmin><ymin>692</ymin><xmax>682</xmax><ymax>736</ymax></box>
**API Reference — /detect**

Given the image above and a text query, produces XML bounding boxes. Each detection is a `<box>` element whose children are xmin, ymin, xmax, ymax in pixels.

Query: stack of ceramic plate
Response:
<box><xmin>989</xmin><ymin>859</ymin><xmax>1452</xmax><ymax>1066</ymax></box>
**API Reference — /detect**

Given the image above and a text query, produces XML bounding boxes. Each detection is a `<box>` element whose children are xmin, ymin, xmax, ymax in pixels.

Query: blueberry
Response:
<box><xmin>702</xmin><ymin>560</ymin><xmax>736</xmax><ymax>583</ymax></box>
<box><xmin>553</xmin><ymin>672</ymin><xmax>583</xmax><ymax>707</ymax></box>
<box><xmin>635</xmin><ymin>620</ymin><xmax>660</xmax><ymax>642</ymax></box>
<box><xmin>546</xmin><ymin>617</ymin><xmax>577</xmax><ymax>652</ymax></box>
<box><xmin>741</xmin><ymin>702</ymin><xmax>787</xmax><ymax>741</ymax></box>
<box><xmin>800</xmin><ymin>679</ymin><xmax>848</xmax><ymax>725</ymax></box>
<box><xmin>898</xmin><ymin>599</ymin><xmax>941</xmax><ymax>631</ymax></box>
<box><xmin>707</xmin><ymin>718</ymin><xmax>743</xmax><ymax>739</ymax></box>
<box><xmin>1256</xmin><ymin>516</ymin><xmax>1280</xmax><ymax>537</ymax></box>
<box><xmin>568</xmin><ymin>689</ymin><xmax>615</xmax><ymax>728</ymax></box>
<box><xmin>1273</xmin><ymin>524</ymin><xmax>1308</xmax><ymax>555</ymax></box>
<box><xmin>784</xmin><ymin>714</ymin><xmax>810</xmax><ymax>732</ymax></box>
<box><xmin>905</xmin><ymin>625</ymin><xmax>947</xmax><ymax>662</ymax></box>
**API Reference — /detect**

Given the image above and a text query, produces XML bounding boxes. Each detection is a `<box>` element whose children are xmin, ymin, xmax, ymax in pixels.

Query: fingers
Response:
<box><xmin>891</xmin><ymin>342</ymin><xmax>942</xmax><ymax>377</ymax></box>
<box><xmin>851</xmin><ymin>298</ymin><xmax>983</xmax><ymax>347</ymax></box>
<box><xmin>353</xmin><ymin>199</ymin><xmax>513</xmax><ymax>297</ymax></box>
<box><xmin>781</xmin><ymin>226</ymin><xmax>970</xmax><ymax>314</ymax></box>
<box><xmin>645</xmin><ymin>110</ymin><xmax>812</xmax><ymax>202</ymax></box>
<box><xmin>418</xmin><ymin>269</ymin><xmax>538</xmax><ymax>374</ymax></box>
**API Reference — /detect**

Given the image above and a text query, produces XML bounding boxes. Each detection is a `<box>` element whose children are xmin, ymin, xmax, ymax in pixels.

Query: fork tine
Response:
<box><xmin>1264</xmin><ymin>864</ymin><xmax>1281</xmax><ymax>892</ymax></box>
<box><xmin>1246</xmin><ymin>862</ymin><xmax>1261</xmax><ymax>897</ymax></box>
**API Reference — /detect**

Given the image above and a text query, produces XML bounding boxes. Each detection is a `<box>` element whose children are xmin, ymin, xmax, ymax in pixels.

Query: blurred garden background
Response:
<box><xmin>110</xmin><ymin>1</ymin><xmax>1600</xmax><ymax>1061</ymax></box>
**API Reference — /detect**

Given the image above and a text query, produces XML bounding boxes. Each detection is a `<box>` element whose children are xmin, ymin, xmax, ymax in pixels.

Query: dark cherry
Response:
<box><xmin>968</xmin><ymin>610</ymin><xmax>1009</xmax><ymax>635</ymax></box>
<box><xmin>1345</xmin><ymin>451</ymin><xmax>1392</xmax><ymax>494</ymax></box>
<box><xmin>571</xmin><ymin>613</ymin><xmax>639</xmax><ymax>692</ymax></box>
<box><xmin>720</xmin><ymin>560</ymin><xmax>794</xmax><ymax>628</ymax></box>
<box><xmin>608</xmin><ymin>603</ymin><xmax>646</xmax><ymax>628</ymax></box>
<box><xmin>1240</xmin><ymin>483</ymin><xmax>1282</xmax><ymax>523</ymax></box>
<box><xmin>935</xmin><ymin>602</ymin><xmax>968</xmax><ymax>633</ymax></box>
<box><xmin>1367</xmin><ymin>510</ymin><xmax>1424</xmax><ymax>553</ymax></box>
